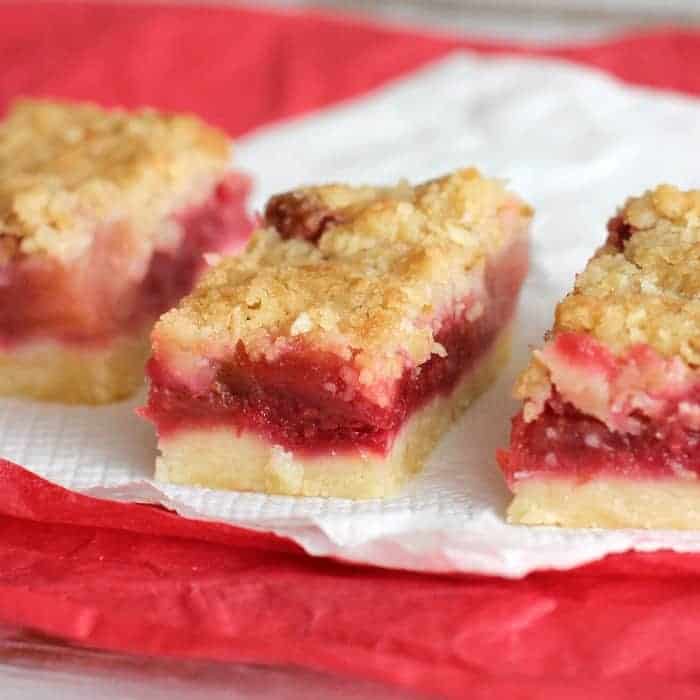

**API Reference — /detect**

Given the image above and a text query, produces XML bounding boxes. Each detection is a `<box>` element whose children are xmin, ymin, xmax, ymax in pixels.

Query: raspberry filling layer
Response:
<box><xmin>499</xmin><ymin>397</ymin><xmax>700</xmax><ymax>485</ymax></box>
<box><xmin>0</xmin><ymin>174</ymin><xmax>252</xmax><ymax>347</ymax></box>
<box><xmin>499</xmin><ymin>333</ymin><xmax>700</xmax><ymax>485</ymax></box>
<box><xmin>142</xmin><ymin>237</ymin><xmax>528</xmax><ymax>457</ymax></box>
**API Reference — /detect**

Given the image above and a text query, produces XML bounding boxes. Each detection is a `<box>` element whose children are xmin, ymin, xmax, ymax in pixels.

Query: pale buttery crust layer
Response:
<box><xmin>155</xmin><ymin>325</ymin><xmax>511</xmax><ymax>498</ymax></box>
<box><xmin>0</xmin><ymin>336</ymin><xmax>150</xmax><ymax>404</ymax></box>
<box><xmin>508</xmin><ymin>479</ymin><xmax>700</xmax><ymax>530</ymax></box>
<box><xmin>154</xmin><ymin>168</ymin><xmax>532</xmax><ymax>394</ymax></box>
<box><xmin>507</xmin><ymin>185</ymin><xmax>700</xmax><ymax>529</ymax></box>
<box><xmin>0</xmin><ymin>99</ymin><xmax>230</xmax><ymax>263</ymax></box>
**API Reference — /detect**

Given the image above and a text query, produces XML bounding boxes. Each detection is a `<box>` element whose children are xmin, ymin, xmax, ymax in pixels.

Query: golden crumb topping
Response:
<box><xmin>556</xmin><ymin>185</ymin><xmax>700</xmax><ymax>364</ymax></box>
<box><xmin>517</xmin><ymin>185</ymin><xmax>700</xmax><ymax>407</ymax></box>
<box><xmin>0</xmin><ymin>99</ymin><xmax>230</xmax><ymax>261</ymax></box>
<box><xmin>622</xmin><ymin>184</ymin><xmax>700</xmax><ymax>230</ymax></box>
<box><xmin>156</xmin><ymin>169</ymin><xmax>532</xmax><ymax>384</ymax></box>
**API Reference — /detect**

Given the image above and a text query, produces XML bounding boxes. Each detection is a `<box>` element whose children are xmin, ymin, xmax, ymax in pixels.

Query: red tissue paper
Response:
<box><xmin>3</xmin><ymin>460</ymin><xmax>700</xmax><ymax>700</ymax></box>
<box><xmin>2</xmin><ymin>2</ymin><xmax>700</xmax><ymax>136</ymax></box>
<box><xmin>4</xmin><ymin>2</ymin><xmax>700</xmax><ymax>697</ymax></box>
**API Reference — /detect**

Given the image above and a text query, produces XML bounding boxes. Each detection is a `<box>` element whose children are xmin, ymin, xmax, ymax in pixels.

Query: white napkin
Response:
<box><xmin>4</xmin><ymin>52</ymin><xmax>700</xmax><ymax>578</ymax></box>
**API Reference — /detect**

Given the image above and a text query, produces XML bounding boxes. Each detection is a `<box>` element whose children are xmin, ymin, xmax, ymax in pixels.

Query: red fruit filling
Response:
<box><xmin>499</xmin><ymin>388</ymin><xmax>700</xmax><ymax>486</ymax></box>
<box><xmin>263</xmin><ymin>190</ymin><xmax>345</xmax><ymax>243</ymax></box>
<box><xmin>499</xmin><ymin>328</ymin><xmax>700</xmax><ymax>485</ymax></box>
<box><xmin>605</xmin><ymin>214</ymin><xmax>636</xmax><ymax>251</ymax></box>
<box><xmin>0</xmin><ymin>173</ymin><xmax>252</xmax><ymax>348</ymax></box>
<box><xmin>142</xmin><ymin>237</ymin><xmax>528</xmax><ymax>456</ymax></box>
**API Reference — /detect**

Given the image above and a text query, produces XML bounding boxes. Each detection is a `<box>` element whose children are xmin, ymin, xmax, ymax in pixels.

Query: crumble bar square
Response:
<box><xmin>0</xmin><ymin>99</ymin><xmax>252</xmax><ymax>403</ymax></box>
<box><xmin>500</xmin><ymin>185</ymin><xmax>700</xmax><ymax>528</ymax></box>
<box><xmin>142</xmin><ymin>168</ymin><xmax>531</xmax><ymax>498</ymax></box>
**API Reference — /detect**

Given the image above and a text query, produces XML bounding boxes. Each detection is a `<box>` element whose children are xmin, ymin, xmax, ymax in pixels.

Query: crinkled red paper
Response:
<box><xmin>3</xmin><ymin>3</ymin><xmax>700</xmax><ymax>697</ymax></box>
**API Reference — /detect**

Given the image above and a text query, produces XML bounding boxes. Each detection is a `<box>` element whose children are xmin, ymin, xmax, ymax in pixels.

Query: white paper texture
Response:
<box><xmin>4</xmin><ymin>53</ymin><xmax>700</xmax><ymax>578</ymax></box>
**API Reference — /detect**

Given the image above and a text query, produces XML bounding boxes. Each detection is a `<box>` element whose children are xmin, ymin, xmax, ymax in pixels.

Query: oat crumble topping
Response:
<box><xmin>0</xmin><ymin>99</ymin><xmax>230</xmax><ymax>261</ymax></box>
<box><xmin>156</xmin><ymin>169</ymin><xmax>532</xmax><ymax>377</ymax></box>
<box><xmin>517</xmin><ymin>184</ymin><xmax>700</xmax><ymax>405</ymax></box>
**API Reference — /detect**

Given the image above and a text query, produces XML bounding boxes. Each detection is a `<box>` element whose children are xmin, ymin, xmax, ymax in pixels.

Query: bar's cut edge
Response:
<box><xmin>508</xmin><ymin>477</ymin><xmax>700</xmax><ymax>529</ymax></box>
<box><xmin>154</xmin><ymin>325</ymin><xmax>512</xmax><ymax>499</ymax></box>
<box><xmin>0</xmin><ymin>335</ymin><xmax>150</xmax><ymax>404</ymax></box>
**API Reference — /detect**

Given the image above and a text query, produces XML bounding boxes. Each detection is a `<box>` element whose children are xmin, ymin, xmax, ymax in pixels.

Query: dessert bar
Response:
<box><xmin>0</xmin><ymin>99</ymin><xmax>251</xmax><ymax>403</ymax></box>
<box><xmin>500</xmin><ymin>185</ymin><xmax>700</xmax><ymax>528</ymax></box>
<box><xmin>142</xmin><ymin>169</ymin><xmax>532</xmax><ymax>498</ymax></box>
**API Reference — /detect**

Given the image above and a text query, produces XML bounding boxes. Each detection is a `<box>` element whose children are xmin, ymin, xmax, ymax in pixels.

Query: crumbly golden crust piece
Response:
<box><xmin>155</xmin><ymin>169</ymin><xmax>532</xmax><ymax>381</ymax></box>
<box><xmin>0</xmin><ymin>99</ymin><xmax>230</xmax><ymax>261</ymax></box>
<box><xmin>517</xmin><ymin>184</ymin><xmax>700</xmax><ymax>402</ymax></box>
<box><xmin>559</xmin><ymin>185</ymin><xmax>700</xmax><ymax>361</ymax></box>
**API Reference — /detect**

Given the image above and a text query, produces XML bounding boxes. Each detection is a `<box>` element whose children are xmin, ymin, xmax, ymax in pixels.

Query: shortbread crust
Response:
<box><xmin>0</xmin><ymin>336</ymin><xmax>150</xmax><ymax>404</ymax></box>
<box><xmin>509</xmin><ymin>478</ymin><xmax>700</xmax><ymax>530</ymax></box>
